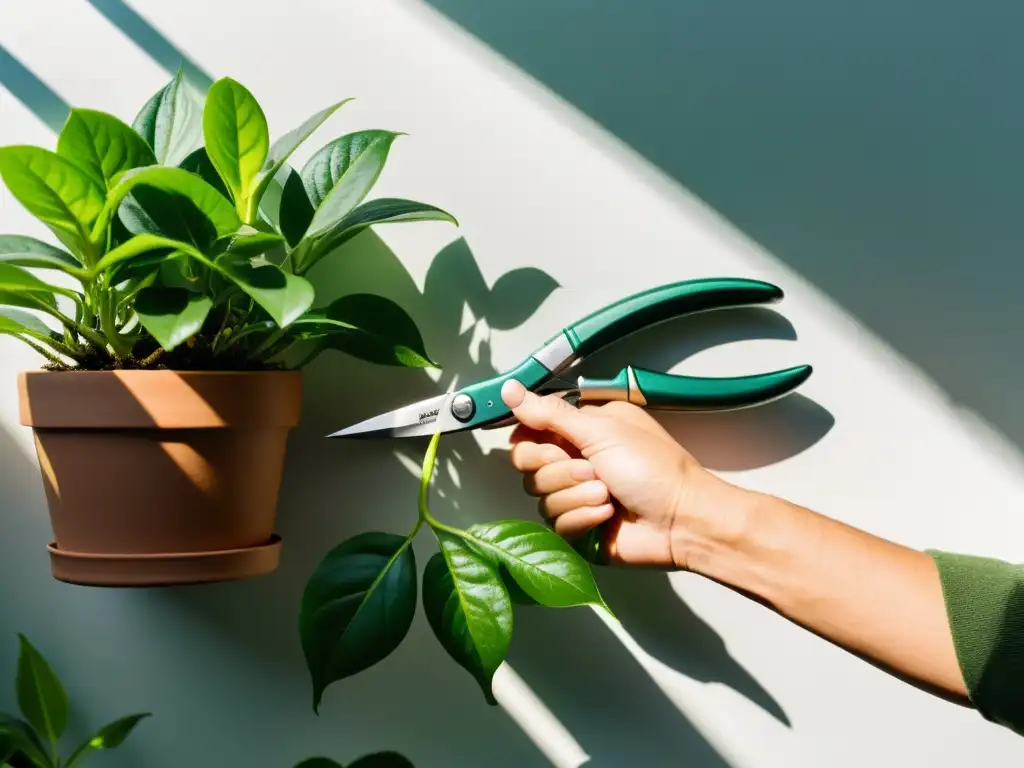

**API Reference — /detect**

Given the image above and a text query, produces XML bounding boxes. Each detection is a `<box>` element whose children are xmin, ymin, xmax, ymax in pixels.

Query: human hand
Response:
<box><xmin>500</xmin><ymin>379</ymin><xmax>754</xmax><ymax>570</ymax></box>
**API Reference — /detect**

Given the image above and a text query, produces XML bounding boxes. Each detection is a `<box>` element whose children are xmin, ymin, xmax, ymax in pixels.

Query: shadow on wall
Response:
<box><xmin>0</xmin><ymin>44</ymin><xmax>69</xmax><ymax>132</ymax></box>
<box><xmin>155</xmin><ymin>231</ymin><xmax>832</xmax><ymax>766</ymax></box>
<box><xmin>422</xmin><ymin>0</ymin><xmax>1024</xmax><ymax>452</ymax></box>
<box><xmin>83</xmin><ymin>0</ymin><xmax>213</xmax><ymax>90</ymax></box>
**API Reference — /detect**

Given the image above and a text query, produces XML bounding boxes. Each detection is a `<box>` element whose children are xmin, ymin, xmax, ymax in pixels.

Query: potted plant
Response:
<box><xmin>0</xmin><ymin>70</ymin><xmax>456</xmax><ymax>586</ymax></box>
<box><xmin>0</xmin><ymin>635</ymin><xmax>149</xmax><ymax>767</ymax></box>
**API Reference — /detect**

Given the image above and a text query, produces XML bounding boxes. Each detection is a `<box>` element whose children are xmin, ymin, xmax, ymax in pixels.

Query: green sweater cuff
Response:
<box><xmin>927</xmin><ymin>549</ymin><xmax>1024</xmax><ymax>734</ymax></box>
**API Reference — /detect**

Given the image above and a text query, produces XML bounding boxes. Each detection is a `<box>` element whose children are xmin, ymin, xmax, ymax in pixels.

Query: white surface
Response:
<box><xmin>0</xmin><ymin>1</ymin><xmax>1021</xmax><ymax>766</ymax></box>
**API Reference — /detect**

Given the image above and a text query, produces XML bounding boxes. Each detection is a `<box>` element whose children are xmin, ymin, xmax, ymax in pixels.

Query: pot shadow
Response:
<box><xmin>153</xmin><ymin>231</ymin><xmax>833</xmax><ymax>765</ymax></box>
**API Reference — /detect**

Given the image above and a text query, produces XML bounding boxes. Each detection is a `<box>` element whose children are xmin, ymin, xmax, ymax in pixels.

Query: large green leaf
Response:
<box><xmin>0</xmin><ymin>308</ymin><xmax>57</xmax><ymax>342</ymax></box>
<box><xmin>0</xmin><ymin>147</ymin><xmax>105</xmax><ymax>257</ymax></box>
<box><xmin>214</xmin><ymin>254</ymin><xmax>313</xmax><ymax>328</ymax></box>
<box><xmin>98</xmin><ymin>166</ymin><xmax>241</xmax><ymax>246</ymax></box>
<box><xmin>132</xmin><ymin>68</ymin><xmax>202</xmax><ymax>166</ymax></box>
<box><xmin>249</xmin><ymin>99</ymin><xmax>351</xmax><ymax>211</ymax></box>
<box><xmin>15</xmin><ymin>635</ymin><xmax>67</xmax><ymax>751</ymax></box>
<box><xmin>301</xmin><ymin>131</ymin><xmax>400</xmax><ymax>241</ymax></box>
<box><xmin>279</xmin><ymin>167</ymin><xmax>315</xmax><ymax>247</ymax></box>
<box><xmin>422</xmin><ymin>534</ymin><xmax>512</xmax><ymax>705</ymax></box>
<box><xmin>465</xmin><ymin>520</ymin><xmax>607</xmax><ymax>611</ymax></box>
<box><xmin>299</xmin><ymin>532</ymin><xmax>417</xmax><ymax>713</ymax></box>
<box><xmin>178</xmin><ymin>147</ymin><xmax>230</xmax><ymax>200</ymax></box>
<box><xmin>202</xmin><ymin>77</ymin><xmax>269</xmax><ymax>215</ymax></box>
<box><xmin>294</xmin><ymin>294</ymin><xmax>436</xmax><ymax>368</ymax></box>
<box><xmin>0</xmin><ymin>714</ymin><xmax>49</xmax><ymax>768</ymax></box>
<box><xmin>295</xmin><ymin>760</ymin><xmax>342</xmax><ymax>768</ymax></box>
<box><xmin>0</xmin><ymin>236</ymin><xmax>83</xmax><ymax>276</ymax></box>
<box><xmin>298</xmin><ymin>198</ymin><xmax>457</xmax><ymax>274</ymax></box>
<box><xmin>0</xmin><ymin>265</ymin><xmax>59</xmax><ymax>309</ymax></box>
<box><xmin>134</xmin><ymin>287</ymin><xmax>213</xmax><ymax>351</ymax></box>
<box><xmin>57</xmin><ymin>109</ymin><xmax>156</xmax><ymax>190</ymax></box>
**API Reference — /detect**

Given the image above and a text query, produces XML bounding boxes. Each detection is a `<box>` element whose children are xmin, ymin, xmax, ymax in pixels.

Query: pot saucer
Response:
<box><xmin>46</xmin><ymin>535</ymin><xmax>282</xmax><ymax>587</ymax></box>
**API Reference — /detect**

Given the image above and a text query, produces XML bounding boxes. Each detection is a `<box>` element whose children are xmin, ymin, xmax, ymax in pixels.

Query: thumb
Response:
<box><xmin>501</xmin><ymin>379</ymin><xmax>599</xmax><ymax>449</ymax></box>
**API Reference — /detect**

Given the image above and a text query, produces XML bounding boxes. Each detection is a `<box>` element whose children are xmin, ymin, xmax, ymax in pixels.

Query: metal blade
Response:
<box><xmin>326</xmin><ymin>393</ymin><xmax>461</xmax><ymax>439</ymax></box>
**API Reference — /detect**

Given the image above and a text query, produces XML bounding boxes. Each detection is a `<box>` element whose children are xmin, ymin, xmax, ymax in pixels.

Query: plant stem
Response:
<box><xmin>21</xmin><ymin>337</ymin><xmax>71</xmax><ymax>368</ymax></box>
<box><xmin>210</xmin><ymin>298</ymin><xmax>233</xmax><ymax>354</ymax></box>
<box><xmin>252</xmin><ymin>328</ymin><xmax>286</xmax><ymax>357</ymax></box>
<box><xmin>419</xmin><ymin>431</ymin><xmax>445</xmax><ymax>529</ymax></box>
<box><xmin>140</xmin><ymin>347</ymin><xmax>165</xmax><ymax>368</ymax></box>
<box><xmin>98</xmin><ymin>290</ymin><xmax>132</xmax><ymax>357</ymax></box>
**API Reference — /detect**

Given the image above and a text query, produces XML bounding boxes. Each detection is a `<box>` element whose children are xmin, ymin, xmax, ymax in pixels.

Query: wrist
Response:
<box><xmin>671</xmin><ymin>478</ymin><xmax>802</xmax><ymax>609</ymax></box>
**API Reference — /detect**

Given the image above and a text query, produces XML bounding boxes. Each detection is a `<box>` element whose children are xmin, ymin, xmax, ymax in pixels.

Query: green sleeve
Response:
<box><xmin>927</xmin><ymin>549</ymin><xmax>1024</xmax><ymax>734</ymax></box>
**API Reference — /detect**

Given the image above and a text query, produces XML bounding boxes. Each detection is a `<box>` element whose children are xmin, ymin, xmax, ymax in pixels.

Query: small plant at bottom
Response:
<box><xmin>0</xmin><ymin>635</ymin><xmax>149</xmax><ymax>768</ymax></box>
<box><xmin>295</xmin><ymin>753</ymin><xmax>412</xmax><ymax>768</ymax></box>
<box><xmin>299</xmin><ymin>432</ymin><xmax>613</xmax><ymax>710</ymax></box>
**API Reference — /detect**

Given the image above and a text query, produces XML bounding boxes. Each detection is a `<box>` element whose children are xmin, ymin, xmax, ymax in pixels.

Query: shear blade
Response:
<box><xmin>327</xmin><ymin>393</ymin><xmax>456</xmax><ymax>439</ymax></box>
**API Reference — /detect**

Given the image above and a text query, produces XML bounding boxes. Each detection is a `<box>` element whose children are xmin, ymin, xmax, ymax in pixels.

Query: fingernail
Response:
<box><xmin>571</xmin><ymin>462</ymin><xmax>595</xmax><ymax>481</ymax></box>
<box><xmin>501</xmin><ymin>379</ymin><xmax>527</xmax><ymax>408</ymax></box>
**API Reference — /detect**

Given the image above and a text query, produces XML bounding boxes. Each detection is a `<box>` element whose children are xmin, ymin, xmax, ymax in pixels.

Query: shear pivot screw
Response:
<box><xmin>451</xmin><ymin>393</ymin><xmax>476</xmax><ymax>422</ymax></box>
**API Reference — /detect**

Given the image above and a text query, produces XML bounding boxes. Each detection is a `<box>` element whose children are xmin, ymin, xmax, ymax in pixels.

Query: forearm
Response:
<box><xmin>680</xmin><ymin>485</ymin><xmax>970</xmax><ymax>703</ymax></box>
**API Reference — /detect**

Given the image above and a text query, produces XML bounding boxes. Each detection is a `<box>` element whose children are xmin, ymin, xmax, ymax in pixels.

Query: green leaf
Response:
<box><xmin>85</xmin><ymin>712</ymin><xmax>150</xmax><ymax>749</ymax></box>
<box><xmin>0</xmin><ymin>265</ymin><xmax>59</xmax><ymax>309</ymax></box>
<box><xmin>132</xmin><ymin>68</ymin><xmax>202</xmax><ymax>166</ymax></box>
<box><xmin>97</xmin><ymin>166</ymin><xmax>241</xmax><ymax>246</ymax></box>
<box><xmin>92</xmin><ymin>234</ymin><xmax>197</xmax><ymax>276</ymax></box>
<box><xmin>15</xmin><ymin>635</ymin><xmax>68</xmax><ymax>750</ymax></box>
<box><xmin>178</xmin><ymin>147</ymin><xmax>231</xmax><ymax>200</ymax></box>
<box><xmin>202</xmin><ymin>77</ymin><xmax>269</xmax><ymax>214</ymax></box>
<box><xmin>134</xmin><ymin>287</ymin><xmax>212</xmax><ymax>351</ymax></box>
<box><xmin>0</xmin><ymin>236</ymin><xmax>83</xmax><ymax>275</ymax></box>
<box><xmin>0</xmin><ymin>147</ymin><xmax>105</xmax><ymax>257</ymax></box>
<box><xmin>0</xmin><ymin>308</ymin><xmax>57</xmax><ymax>342</ymax></box>
<box><xmin>299</xmin><ymin>532</ymin><xmax>417</xmax><ymax>713</ymax></box>
<box><xmin>294</xmin><ymin>760</ymin><xmax>342</xmax><ymax>768</ymax></box>
<box><xmin>500</xmin><ymin>566</ymin><xmax>539</xmax><ymax>607</ymax></box>
<box><xmin>298</xmin><ymin>198</ymin><xmax>457</xmax><ymax>274</ymax></box>
<box><xmin>465</xmin><ymin>520</ymin><xmax>607</xmax><ymax>611</ymax></box>
<box><xmin>279</xmin><ymin>167</ymin><xmax>315</xmax><ymax>247</ymax></box>
<box><xmin>214</xmin><ymin>254</ymin><xmax>313</xmax><ymax>328</ymax></box>
<box><xmin>0</xmin><ymin>714</ymin><xmax>50</xmax><ymax>768</ymax></box>
<box><xmin>350</xmin><ymin>754</ymin><xmax>415</xmax><ymax>768</ymax></box>
<box><xmin>294</xmin><ymin>294</ymin><xmax>436</xmax><ymax>368</ymax></box>
<box><xmin>57</xmin><ymin>109</ymin><xmax>156</xmax><ymax>190</ymax></box>
<box><xmin>215</xmin><ymin>225</ymin><xmax>286</xmax><ymax>259</ymax></box>
<box><xmin>302</xmin><ymin>131</ymin><xmax>400</xmax><ymax>241</ymax></box>
<box><xmin>249</xmin><ymin>98</ymin><xmax>351</xmax><ymax>210</ymax></box>
<box><xmin>422</xmin><ymin>534</ymin><xmax>512</xmax><ymax>705</ymax></box>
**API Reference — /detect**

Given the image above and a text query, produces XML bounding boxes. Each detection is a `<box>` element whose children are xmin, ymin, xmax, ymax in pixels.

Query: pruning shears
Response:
<box><xmin>329</xmin><ymin>277</ymin><xmax>812</xmax><ymax>440</ymax></box>
<box><xmin>328</xmin><ymin>277</ymin><xmax>812</xmax><ymax>561</ymax></box>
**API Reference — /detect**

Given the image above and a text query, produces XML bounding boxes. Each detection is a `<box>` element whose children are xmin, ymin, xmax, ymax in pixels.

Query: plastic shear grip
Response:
<box><xmin>565</xmin><ymin>277</ymin><xmax>784</xmax><ymax>358</ymax></box>
<box><xmin>632</xmin><ymin>365</ymin><xmax>813</xmax><ymax>410</ymax></box>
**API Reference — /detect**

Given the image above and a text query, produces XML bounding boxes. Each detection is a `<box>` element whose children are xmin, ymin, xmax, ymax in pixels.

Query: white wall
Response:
<box><xmin>1</xmin><ymin>1</ymin><xmax>1023</xmax><ymax>766</ymax></box>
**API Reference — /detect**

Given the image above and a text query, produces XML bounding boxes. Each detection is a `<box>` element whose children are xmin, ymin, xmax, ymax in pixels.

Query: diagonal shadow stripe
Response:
<box><xmin>0</xmin><ymin>45</ymin><xmax>69</xmax><ymax>132</ymax></box>
<box><xmin>85</xmin><ymin>0</ymin><xmax>214</xmax><ymax>91</ymax></box>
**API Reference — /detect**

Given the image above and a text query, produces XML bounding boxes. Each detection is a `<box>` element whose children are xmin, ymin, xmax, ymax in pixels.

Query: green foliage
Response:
<box><xmin>300</xmin><ymin>432</ymin><xmax>611</xmax><ymax>709</ymax></box>
<box><xmin>0</xmin><ymin>635</ymin><xmax>149</xmax><ymax>767</ymax></box>
<box><xmin>0</xmin><ymin>72</ymin><xmax>457</xmax><ymax>371</ymax></box>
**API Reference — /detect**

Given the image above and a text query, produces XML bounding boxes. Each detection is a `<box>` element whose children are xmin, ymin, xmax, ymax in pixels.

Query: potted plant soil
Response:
<box><xmin>0</xmin><ymin>71</ymin><xmax>455</xmax><ymax>587</ymax></box>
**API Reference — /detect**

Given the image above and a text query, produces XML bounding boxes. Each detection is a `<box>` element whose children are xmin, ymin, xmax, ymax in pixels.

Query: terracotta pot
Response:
<box><xmin>18</xmin><ymin>370</ymin><xmax>302</xmax><ymax>587</ymax></box>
